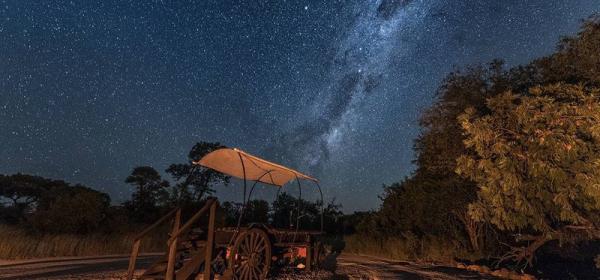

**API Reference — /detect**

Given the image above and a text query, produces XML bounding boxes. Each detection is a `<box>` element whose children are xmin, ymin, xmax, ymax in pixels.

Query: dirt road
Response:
<box><xmin>0</xmin><ymin>254</ymin><xmax>496</xmax><ymax>279</ymax></box>
<box><xmin>0</xmin><ymin>254</ymin><xmax>158</xmax><ymax>279</ymax></box>
<box><xmin>335</xmin><ymin>254</ymin><xmax>498</xmax><ymax>279</ymax></box>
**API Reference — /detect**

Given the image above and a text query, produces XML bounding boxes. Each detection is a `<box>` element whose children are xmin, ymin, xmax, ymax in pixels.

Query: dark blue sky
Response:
<box><xmin>1</xmin><ymin>1</ymin><xmax>598</xmax><ymax>211</ymax></box>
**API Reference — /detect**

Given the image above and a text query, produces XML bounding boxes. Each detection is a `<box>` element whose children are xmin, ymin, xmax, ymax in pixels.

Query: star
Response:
<box><xmin>0</xmin><ymin>0</ymin><xmax>597</xmax><ymax>211</ymax></box>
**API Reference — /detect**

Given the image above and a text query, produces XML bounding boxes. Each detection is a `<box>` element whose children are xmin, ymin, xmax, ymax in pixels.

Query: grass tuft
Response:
<box><xmin>344</xmin><ymin>234</ymin><xmax>480</xmax><ymax>264</ymax></box>
<box><xmin>0</xmin><ymin>226</ymin><xmax>167</xmax><ymax>259</ymax></box>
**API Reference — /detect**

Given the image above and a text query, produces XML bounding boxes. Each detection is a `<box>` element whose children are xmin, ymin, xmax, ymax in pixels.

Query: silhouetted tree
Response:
<box><xmin>0</xmin><ymin>173</ymin><xmax>112</xmax><ymax>234</ymax></box>
<box><xmin>376</xmin><ymin>62</ymin><xmax>513</xmax><ymax>252</ymax></box>
<box><xmin>124</xmin><ymin>166</ymin><xmax>170</xmax><ymax>223</ymax></box>
<box><xmin>0</xmin><ymin>174</ymin><xmax>67</xmax><ymax>224</ymax></box>
<box><xmin>270</xmin><ymin>192</ymin><xmax>342</xmax><ymax>233</ymax></box>
<box><xmin>29</xmin><ymin>185</ymin><xmax>110</xmax><ymax>234</ymax></box>
<box><xmin>166</xmin><ymin>142</ymin><xmax>230</xmax><ymax>205</ymax></box>
<box><xmin>271</xmin><ymin>192</ymin><xmax>300</xmax><ymax>229</ymax></box>
<box><xmin>245</xmin><ymin>199</ymin><xmax>270</xmax><ymax>225</ymax></box>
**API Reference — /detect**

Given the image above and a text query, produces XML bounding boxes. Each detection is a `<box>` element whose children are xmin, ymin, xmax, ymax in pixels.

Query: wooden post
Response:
<box><xmin>126</xmin><ymin>239</ymin><xmax>141</xmax><ymax>280</ymax></box>
<box><xmin>306</xmin><ymin>235</ymin><xmax>312</xmax><ymax>271</ymax></box>
<box><xmin>166</xmin><ymin>209</ymin><xmax>181</xmax><ymax>280</ymax></box>
<box><xmin>203</xmin><ymin>201</ymin><xmax>217</xmax><ymax>280</ymax></box>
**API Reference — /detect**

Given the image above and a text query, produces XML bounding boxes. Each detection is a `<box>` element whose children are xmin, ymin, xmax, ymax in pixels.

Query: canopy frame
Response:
<box><xmin>194</xmin><ymin>148</ymin><xmax>324</xmax><ymax>235</ymax></box>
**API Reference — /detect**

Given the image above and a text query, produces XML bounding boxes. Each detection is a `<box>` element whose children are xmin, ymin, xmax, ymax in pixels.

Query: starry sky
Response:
<box><xmin>1</xmin><ymin>0</ymin><xmax>599</xmax><ymax>212</ymax></box>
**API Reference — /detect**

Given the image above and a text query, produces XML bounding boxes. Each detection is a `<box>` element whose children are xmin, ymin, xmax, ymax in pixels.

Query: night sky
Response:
<box><xmin>1</xmin><ymin>1</ymin><xmax>599</xmax><ymax>211</ymax></box>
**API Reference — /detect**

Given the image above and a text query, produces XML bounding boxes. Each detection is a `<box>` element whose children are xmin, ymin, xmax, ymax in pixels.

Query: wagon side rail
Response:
<box><xmin>126</xmin><ymin>206</ymin><xmax>181</xmax><ymax>280</ymax></box>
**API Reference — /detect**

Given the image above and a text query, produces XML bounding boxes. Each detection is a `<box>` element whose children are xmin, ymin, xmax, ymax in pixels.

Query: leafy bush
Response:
<box><xmin>28</xmin><ymin>186</ymin><xmax>110</xmax><ymax>234</ymax></box>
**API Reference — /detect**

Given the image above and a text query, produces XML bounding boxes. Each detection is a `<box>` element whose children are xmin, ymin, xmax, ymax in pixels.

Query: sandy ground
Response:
<box><xmin>0</xmin><ymin>253</ymin><xmax>497</xmax><ymax>279</ymax></box>
<box><xmin>335</xmin><ymin>254</ymin><xmax>499</xmax><ymax>280</ymax></box>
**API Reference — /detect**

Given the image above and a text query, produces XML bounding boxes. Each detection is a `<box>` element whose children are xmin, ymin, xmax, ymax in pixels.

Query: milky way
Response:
<box><xmin>269</xmin><ymin>0</ymin><xmax>434</xmax><ymax>172</ymax></box>
<box><xmin>1</xmin><ymin>1</ymin><xmax>598</xmax><ymax>211</ymax></box>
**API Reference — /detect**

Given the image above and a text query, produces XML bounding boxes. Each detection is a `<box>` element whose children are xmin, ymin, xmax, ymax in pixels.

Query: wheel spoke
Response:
<box><xmin>233</xmin><ymin>230</ymin><xmax>270</xmax><ymax>280</ymax></box>
<box><xmin>250</xmin><ymin>233</ymin><xmax>257</xmax><ymax>251</ymax></box>
<box><xmin>241</xmin><ymin>238</ymin><xmax>250</xmax><ymax>255</ymax></box>
<box><xmin>254</xmin><ymin>233</ymin><xmax>260</xmax><ymax>250</ymax></box>
<box><xmin>250</xmin><ymin>265</ymin><xmax>259</xmax><ymax>279</ymax></box>
<box><xmin>255</xmin><ymin>242</ymin><xmax>265</xmax><ymax>253</ymax></box>
<box><xmin>242</xmin><ymin>264</ymin><xmax>250</xmax><ymax>280</ymax></box>
<box><xmin>238</xmin><ymin>263</ymin><xmax>245</xmax><ymax>277</ymax></box>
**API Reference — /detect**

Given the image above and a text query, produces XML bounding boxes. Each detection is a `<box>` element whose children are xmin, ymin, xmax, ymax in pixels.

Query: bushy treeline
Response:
<box><xmin>0</xmin><ymin>174</ymin><xmax>112</xmax><ymax>234</ymax></box>
<box><xmin>349</xmin><ymin>15</ymin><xmax>600</xmax><ymax>272</ymax></box>
<box><xmin>221</xmin><ymin>193</ymin><xmax>343</xmax><ymax>233</ymax></box>
<box><xmin>0</xmin><ymin>141</ymin><xmax>342</xmax><ymax>236</ymax></box>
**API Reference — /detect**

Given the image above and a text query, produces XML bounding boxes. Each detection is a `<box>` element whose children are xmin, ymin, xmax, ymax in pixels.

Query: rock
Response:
<box><xmin>466</xmin><ymin>264</ymin><xmax>480</xmax><ymax>271</ymax></box>
<box><xmin>519</xmin><ymin>274</ymin><xmax>536</xmax><ymax>280</ymax></box>
<box><xmin>491</xmin><ymin>268</ymin><xmax>511</xmax><ymax>278</ymax></box>
<box><xmin>478</xmin><ymin>265</ymin><xmax>491</xmax><ymax>273</ymax></box>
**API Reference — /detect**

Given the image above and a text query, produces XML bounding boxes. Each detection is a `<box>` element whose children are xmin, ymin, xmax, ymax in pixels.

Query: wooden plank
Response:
<box><xmin>165</xmin><ymin>209</ymin><xmax>182</xmax><ymax>280</ymax></box>
<box><xmin>135</xmin><ymin>207</ymin><xmax>180</xmax><ymax>240</ymax></box>
<box><xmin>128</xmin><ymin>207</ymin><xmax>180</xmax><ymax>280</ymax></box>
<box><xmin>168</xmin><ymin>198</ymin><xmax>216</xmax><ymax>245</ymax></box>
<box><xmin>203</xmin><ymin>201</ymin><xmax>217</xmax><ymax>280</ymax></box>
<box><xmin>126</xmin><ymin>239</ymin><xmax>141</xmax><ymax>280</ymax></box>
<box><xmin>176</xmin><ymin>248</ymin><xmax>205</xmax><ymax>280</ymax></box>
<box><xmin>306</xmin><ymin>235</ymin><xmax>312</xmax><ymax>271</ymax></box>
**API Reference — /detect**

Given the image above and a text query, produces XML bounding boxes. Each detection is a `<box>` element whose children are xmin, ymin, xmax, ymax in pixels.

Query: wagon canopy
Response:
<box><xmin>194</xmin><ymin>148</ymin><xmax>317</xmax><ymax>187</ymax></box>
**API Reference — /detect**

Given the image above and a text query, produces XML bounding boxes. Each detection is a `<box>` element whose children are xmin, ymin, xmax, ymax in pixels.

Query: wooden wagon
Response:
<box><xmin>127</xmin><ymin>148</ymin><xmax>326</xmax><ymax>280</ymax></box>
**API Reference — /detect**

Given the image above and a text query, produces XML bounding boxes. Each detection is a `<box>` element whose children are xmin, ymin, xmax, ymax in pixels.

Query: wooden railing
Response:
<box><xmin>126</xmin><ymin>198</ymin><xmax>218</xmax><ymax>280</ymax></box>
<box><xmin>126</xmin><ymin>207</ymin><xmax>181</xmax><ymax>280</ymax></box>
<box><xmin>166</xmin><ymin>198</ymin><xmax>217</xmax><ymax>280</ymax></box>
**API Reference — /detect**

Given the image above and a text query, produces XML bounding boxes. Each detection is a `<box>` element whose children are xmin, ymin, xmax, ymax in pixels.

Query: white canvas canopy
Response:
<box><xmin>194</xmin><ymin>148</ymin><xmax>317</xmax><ymax>187</ymax></box>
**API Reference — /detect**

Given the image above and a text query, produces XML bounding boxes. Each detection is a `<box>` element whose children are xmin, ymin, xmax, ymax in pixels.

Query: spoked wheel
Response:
<box><xmin>230</xmin><ymin>228</ymin><xmax>272</xmax><ymax>280</ymax></box>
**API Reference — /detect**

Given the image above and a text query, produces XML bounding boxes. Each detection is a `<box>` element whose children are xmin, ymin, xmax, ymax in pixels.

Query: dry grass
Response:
<box><xmin>344</xmin><ymin>234</ymin><xmax>478</xmax><ymax>263</ymax></box>
<box><xmin>0</xmin><ymin>226</ymin><xmax>168</xmax><ymax>259</ymax></box>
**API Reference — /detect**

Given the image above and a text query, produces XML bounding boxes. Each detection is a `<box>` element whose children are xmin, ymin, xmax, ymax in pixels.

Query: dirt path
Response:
<box><xmin>335</xmin><ymin>254</ymin><xmax>498</xmax><ymax>280</ymax></box>
<box><xmin>0</xmin><ymin>254</ymin><xmax>497</xmax><ymax>279</ymax></box>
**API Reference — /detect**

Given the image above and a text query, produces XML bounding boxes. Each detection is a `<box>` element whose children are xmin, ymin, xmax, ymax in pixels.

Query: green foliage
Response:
<box><xmin>377</xmin><ymin>176</ymin><xmax>476</xmax><ymax>236</ymax></box>
<box><xmin>415</xmin><ymin>60</ymin><xmax>509</xmax><ymax>177</ymax></box>
<box><xmin>457</xmin><ymin>83</ymin><xmax>600</xmax><ymax>233</ymax></box>
<box><xmin>371</xmin><ymin>63</ymin><xmax>510</xmax><ymax>253</ymax></box>
<box><xmin>352</xmin><ymin>15</ymin><xmax>600</xmax><ymax>269</ymax></box>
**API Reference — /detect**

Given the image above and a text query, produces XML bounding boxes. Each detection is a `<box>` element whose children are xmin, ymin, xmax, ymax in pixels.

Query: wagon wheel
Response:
<box><xmin>230</xmin><ymin>228</ymin><xmax>272</xmax><ymax>280</ymax></box>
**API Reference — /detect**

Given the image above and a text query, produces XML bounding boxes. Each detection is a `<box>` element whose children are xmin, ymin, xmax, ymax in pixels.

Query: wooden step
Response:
<box><xmin>143</xmin><ymin>263</ymin><xmax>167</xmax><ymax>275</ymax></box>
<box><xmin>175</xmin><ymin>249</ymin><xmax>206</xmax><ymax>280</ymax></box>
<box><xmin>141</xmin><ymin>246</ymin><xmax>207</xmax><ymax>280</ymax></box>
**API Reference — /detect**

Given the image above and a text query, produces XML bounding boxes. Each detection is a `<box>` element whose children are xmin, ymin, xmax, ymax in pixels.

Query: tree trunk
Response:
<box><xmin>454</xmin><ymin>210</ymin><xmax>482</xmax><ymax>252</ymax></box>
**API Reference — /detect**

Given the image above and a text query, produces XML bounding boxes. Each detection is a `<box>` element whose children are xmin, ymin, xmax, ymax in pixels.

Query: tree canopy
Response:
<box><xmin>166</xmin><ymin>141</ymin><xmax>230</xmax><ymax>204</ymax></box>
<box><xmin>356</xmin><ymin>16</ymin><xmax>600</xmax><ymax>269</ymax></box>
